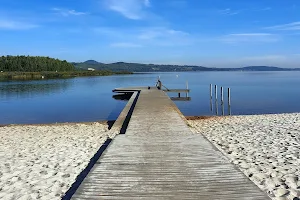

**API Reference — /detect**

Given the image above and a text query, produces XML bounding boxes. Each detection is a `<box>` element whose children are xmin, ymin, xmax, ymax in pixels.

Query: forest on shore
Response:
<box><xmin>0</xmin><ymin>56</ymin><xmax>74</xmax><ymax>72</ymax></box>
<box><xmin>0</xmin><ymin>56</ymin><xmax>131</xmax><ymax>81</ymax></box>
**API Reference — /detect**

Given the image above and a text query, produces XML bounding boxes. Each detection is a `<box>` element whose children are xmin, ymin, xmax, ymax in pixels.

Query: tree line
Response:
<box><xmin>0</xmin><ymin>56</ymin><xmax>75</xmax><ymax>72</ymax></box>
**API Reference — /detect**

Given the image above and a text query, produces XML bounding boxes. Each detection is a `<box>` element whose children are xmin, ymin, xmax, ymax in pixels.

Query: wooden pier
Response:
<box><xmin>71</xmin><ymin>87</ymin><xmax>270</xmax><ymax>200</ymax></box>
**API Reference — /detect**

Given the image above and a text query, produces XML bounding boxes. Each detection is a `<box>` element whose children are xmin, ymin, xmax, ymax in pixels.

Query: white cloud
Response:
<box><xmin>265</xmin><ymin>21</ymin><xmax>300</xmax><ymax>31</ymax></box>
<box><xmin>218</xmin><ymin>8</ymin><xmax>240</xmax><ymax>15</ymax></box>
<box><xmin>52</xmin><ymin>8</ymin><xmax>87</xmax><ymax>17</ymax></box>
<box><xmin>110</xmin><ymin>42</ymin><xmax>142</xmax><ymax>48</ymax></box>
<box><xmin>104</xmin><ymin>0</ymin><xmax>150</xmax><ymax>20</ymax></box>
<box><xmin>138</xmin><ymin>28</ymin><xmax>189</xmax><ymax>40</ymax></box>
<box><xmin>217</xmin><ymin>7</ymin><xmax>271</xmax><ymax>16</ymax></box>
<box><xmin>0</xmin><ymin>19</ymin><xmax>38</xmax><ymax>30</ymax></box>
<box><xmin>137</xmin><ymin>27</ymin><xmax>192</xmax><ymax>46</ymax></box>
<box><xmin>229</xmin><ymin>33</ymin><xmax>272</xmax><ymax>36</ymax></box>
<box><xmin>221</xmin><ymin>33</ymin><xmax>279</xmax><ymax>43</ymax></box>
<box><xmin>93</xmin><ymin>26</ymin><xmax>193</xmax><ymax>47</ymax></box>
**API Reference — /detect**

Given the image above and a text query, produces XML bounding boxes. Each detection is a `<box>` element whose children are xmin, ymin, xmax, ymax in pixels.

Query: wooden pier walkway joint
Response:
<box><xmin>71</xmin><ymin>87</ymin><xmax>270</xmax><ymax>200</ymax></box>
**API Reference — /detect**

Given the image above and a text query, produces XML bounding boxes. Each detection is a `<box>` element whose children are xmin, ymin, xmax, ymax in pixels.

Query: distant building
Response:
<box><xmin>88</xmin><ymin>68</ymin><xmax>95</xmax><ymax>71</ymax></box>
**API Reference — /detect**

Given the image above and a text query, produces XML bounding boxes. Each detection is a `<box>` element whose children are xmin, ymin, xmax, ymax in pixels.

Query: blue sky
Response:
<box><xmin>0</xmin><ymin>0</ymin><xmax>300</xmax><ymax>67</ymax></box>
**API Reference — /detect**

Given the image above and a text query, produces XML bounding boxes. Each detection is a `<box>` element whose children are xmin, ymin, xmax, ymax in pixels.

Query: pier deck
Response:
<box><xmin>72</xmin><ymin>87</ymin><xmax>270</xmax><ymax>200</ymax></box>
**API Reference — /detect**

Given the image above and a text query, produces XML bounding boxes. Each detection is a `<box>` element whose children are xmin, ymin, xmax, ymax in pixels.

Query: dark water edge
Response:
<box><xmin>1</xmin><ymin>71</ymin><xmax>300</xmax><ymax>125</ymax></box>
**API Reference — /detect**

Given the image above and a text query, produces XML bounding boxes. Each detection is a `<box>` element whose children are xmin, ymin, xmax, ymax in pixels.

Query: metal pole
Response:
<box><xmin>215</xmin><ymin>85</ymin><xmax>217</xmax><ymax>102</ymax></box>
<box><xmin>228</xmin><ymin>88</ymin><xmax>231</xmax><ymax>115</ymax></box>
<box><xmin>210</xmin><ymin>84</ymin><xmax>213</xmax><ymax>113</ymax></box>
<box><xmin>186</xmin><ymin>81</ymin><xmax>189</xmax><ymax>98</ymax></box>
<box><xmin>221</xmin><ymin>87</ymin><xmax>224</xmax><ymax>116</ymax></box>
<box><xmin>210</xmin><ymin>84</ymin><xmax>212</xmax><ymax>99</ymax></box>
<box><xmin>215</xmin><ymin>85</ymin><xmax>218</xmax><ymax>115</ymax></box>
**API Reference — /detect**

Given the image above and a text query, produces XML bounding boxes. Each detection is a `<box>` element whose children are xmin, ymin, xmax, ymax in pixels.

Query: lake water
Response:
<box><xmin>1</xmin><ymin>71</ymin><xmax>300</xmax><ymax>124</ymax></box>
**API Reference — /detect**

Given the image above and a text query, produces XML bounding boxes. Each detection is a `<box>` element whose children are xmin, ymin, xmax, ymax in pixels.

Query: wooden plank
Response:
<box><xmin>72</xmin><ymin>88</ymin><xmax>270</xmax><ymax>200</ymax></box>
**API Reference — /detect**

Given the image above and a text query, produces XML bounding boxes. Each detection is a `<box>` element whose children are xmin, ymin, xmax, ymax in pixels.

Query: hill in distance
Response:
<box><xmin>74</xmin><ymin>61</ymin><xmax>300</xmax><ymax>72</ymax></box>
<box><xmin>83</xmin><ymin>60</ymin><xmax>101</xmax><ymax>65</ymax></box>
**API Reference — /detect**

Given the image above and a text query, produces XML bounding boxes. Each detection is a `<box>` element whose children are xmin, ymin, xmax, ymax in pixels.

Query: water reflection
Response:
<box><xmin>0</xmin><ymin>80</ymin><xmax>71</xmax><ymax>99</ymax></box>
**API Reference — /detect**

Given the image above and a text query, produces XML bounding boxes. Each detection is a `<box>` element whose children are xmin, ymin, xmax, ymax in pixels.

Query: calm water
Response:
<box><xmin>1</xmin><ymin>71</ymin><xmax>300</xmax><ymax>124</ymax></box>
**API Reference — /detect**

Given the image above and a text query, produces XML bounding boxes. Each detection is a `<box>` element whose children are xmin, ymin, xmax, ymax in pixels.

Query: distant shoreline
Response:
<box><xmin>0</xmin><ymin>71</ymin><xmax>132</xmax><ymax>81</ymax></box>
<box><xmin>75</xmin><ymin>60</ymin><xmax>300</xmax><ymax>72</ymax></box>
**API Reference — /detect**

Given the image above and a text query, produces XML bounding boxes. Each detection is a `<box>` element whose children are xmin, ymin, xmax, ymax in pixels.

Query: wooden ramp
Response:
<box><xmin>72</xmin><ymin>87</ymin><xmax>270</xmax><ymax>200</ymax></box>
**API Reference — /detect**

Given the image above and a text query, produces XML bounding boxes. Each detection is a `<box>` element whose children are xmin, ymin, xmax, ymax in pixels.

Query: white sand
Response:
<box><xmin>188</xmin><ymin>113</ymin><xmax>300</xmax><ymax>200</ymax></box>
<box><xmin>1</xmin><ymin>114</ymin><xmax>300</xmax><ymax>200</ymax></box>
<box><xmin>0</xmin><ymin>122</ymin><xmax>115</xmax><ymax>200</ymax></box>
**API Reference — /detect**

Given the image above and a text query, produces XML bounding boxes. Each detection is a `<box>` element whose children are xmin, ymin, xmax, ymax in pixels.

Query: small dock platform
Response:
<box><xmin>71</xmin><ymin>87</ymin><xmax>270</xmax><ymax>199</ymax></box>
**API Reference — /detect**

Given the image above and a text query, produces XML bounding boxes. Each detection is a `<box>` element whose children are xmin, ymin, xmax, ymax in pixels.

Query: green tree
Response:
<box><xmin>0</xmin><ymin>56</ymin><xmax>75</xmax><ymax>72</ymax></box>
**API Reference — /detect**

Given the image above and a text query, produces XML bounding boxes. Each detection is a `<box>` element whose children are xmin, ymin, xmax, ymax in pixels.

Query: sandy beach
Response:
<box><xmin>0</xmin><ymin>122</ymin><xmax>114</xmax><ymax>200</ymax></box>
<box><xmin>1</xmin><ymin>113</ymin><xmax>299</xmax><ymax>200</ymax></box>
<box><xmin>188</xmin><ymin>113</ymin><xmax>300</xmax><ymax>200</ymax></box>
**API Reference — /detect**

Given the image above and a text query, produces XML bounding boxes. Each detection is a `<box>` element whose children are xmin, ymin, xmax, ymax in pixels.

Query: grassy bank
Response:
<box><xmin>0</xmin><ymin>70</ymin><xmax>132</xmax><ymax>81</ymax></box>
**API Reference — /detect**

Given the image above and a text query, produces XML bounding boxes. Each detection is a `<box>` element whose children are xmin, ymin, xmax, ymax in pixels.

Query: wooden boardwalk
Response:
<box><xmin>72</xmin><ymin>87</ymin><xmax>270</xmax><ymax>200</ymax></box>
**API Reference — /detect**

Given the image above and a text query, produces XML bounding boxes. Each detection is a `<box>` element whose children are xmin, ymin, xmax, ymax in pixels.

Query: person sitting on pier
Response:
<box><xmin>156</xmin><ymin>80</ymin><xmax>162</xmax><ymax>90</ymax></box>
